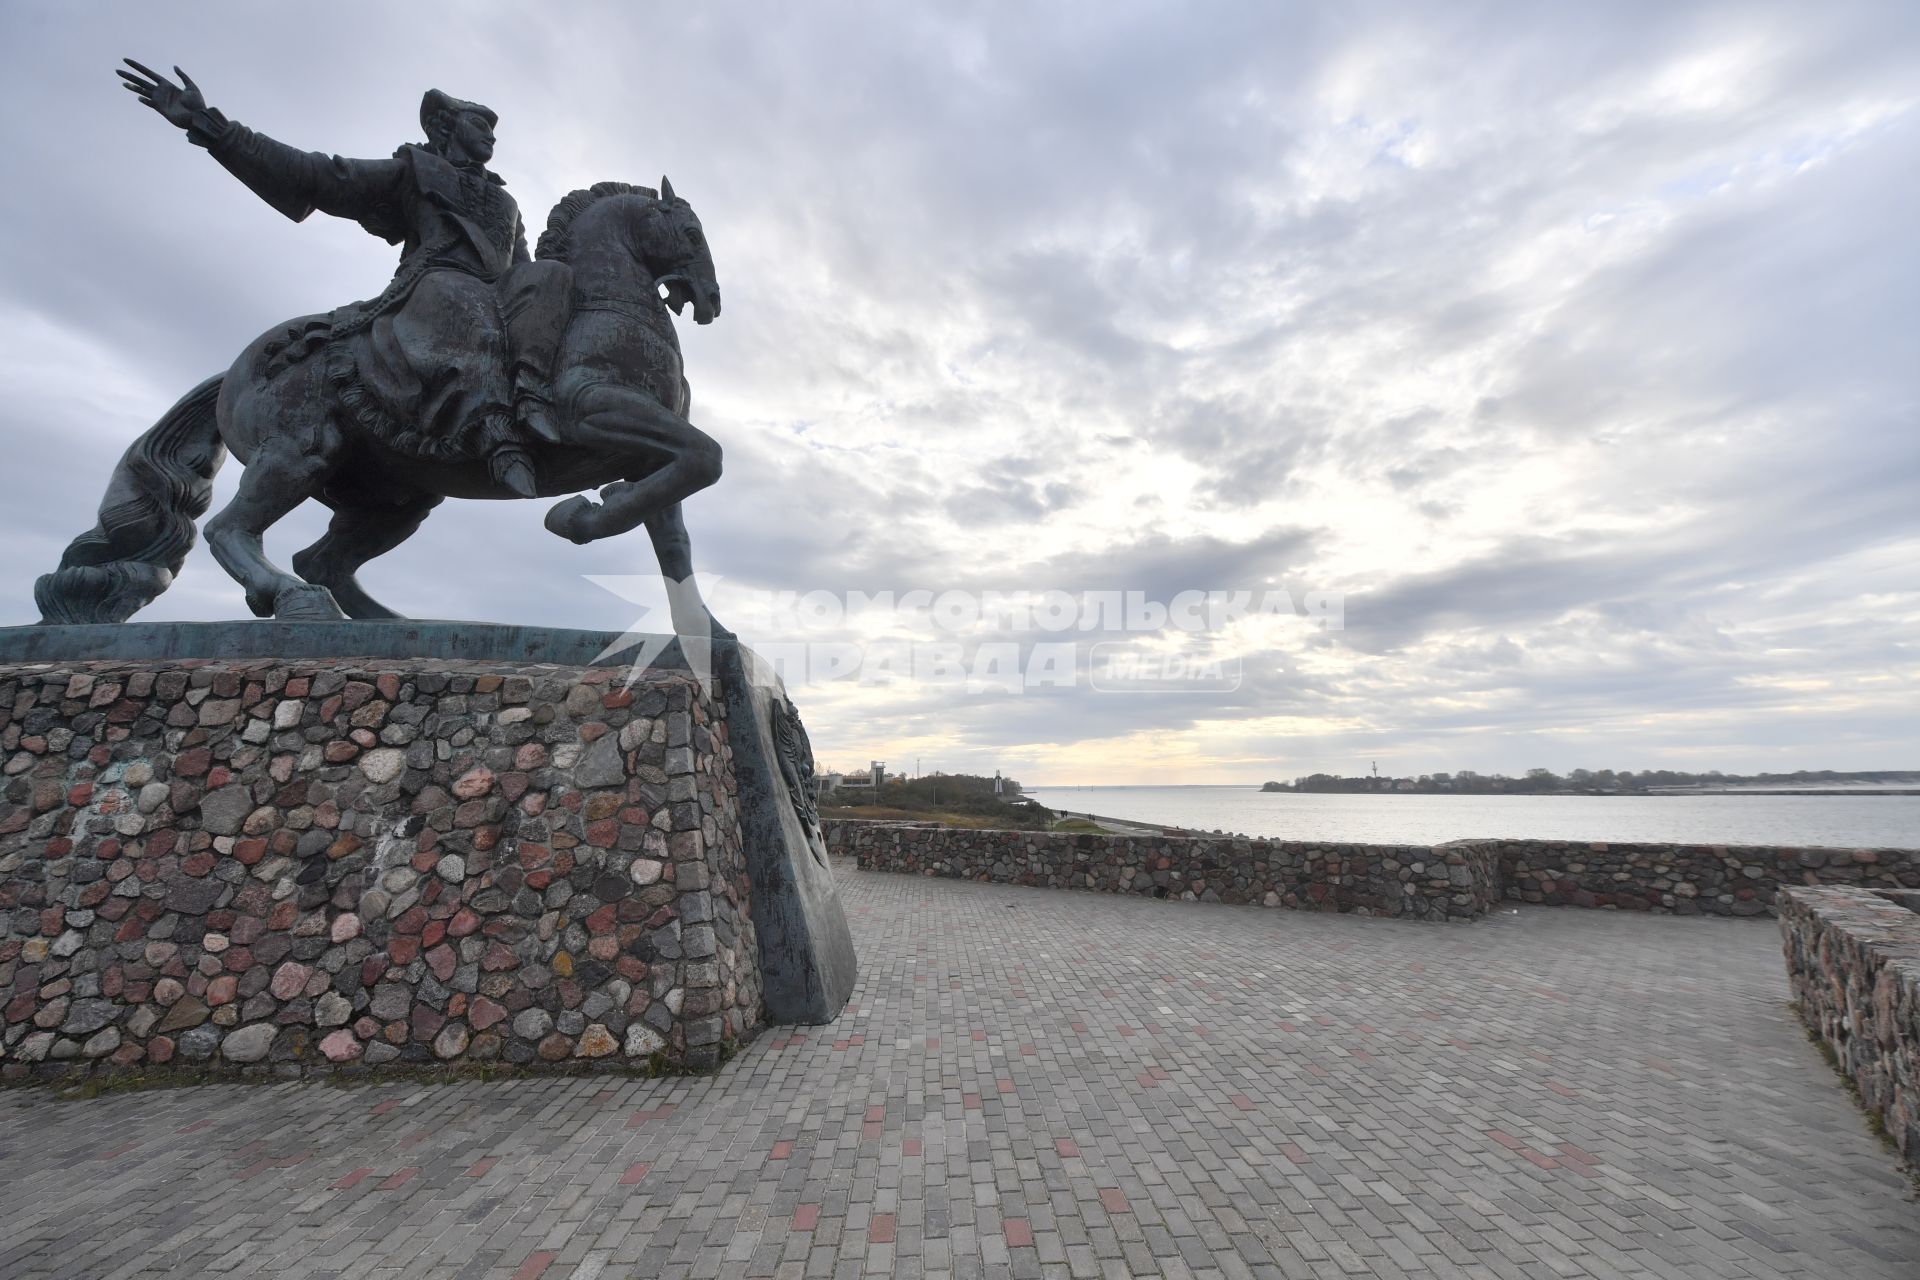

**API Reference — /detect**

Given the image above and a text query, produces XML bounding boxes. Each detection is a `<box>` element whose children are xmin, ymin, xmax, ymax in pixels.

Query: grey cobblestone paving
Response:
<box><xmin>2</xmin><ymin>864</ymin><xmax>1916</xmax><ymax>1278</ymax></box>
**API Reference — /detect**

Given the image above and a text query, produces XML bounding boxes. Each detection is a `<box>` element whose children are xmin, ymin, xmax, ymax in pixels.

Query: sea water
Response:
<box><xmin>1023</xmin><ymin>785</ymin><xmax>1919</xmax><ymax>847</ymax></box>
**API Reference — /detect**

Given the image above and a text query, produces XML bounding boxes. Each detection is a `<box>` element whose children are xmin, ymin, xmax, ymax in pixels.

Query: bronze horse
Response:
<box><xmin>35</xmin><ymin>179</ymin><xmax>727</xmax><ymax>630</ymax></box>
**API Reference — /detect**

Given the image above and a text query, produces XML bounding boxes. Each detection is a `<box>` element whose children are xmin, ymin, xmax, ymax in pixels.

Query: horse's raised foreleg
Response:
<box><xmin>291</xmin><ymin>494</ymin><xmax>444</xmax><ymax>620</ymax></box>
<box><xmin>645</xmin><ymin>501</ymin><xmax>696</xmax><ymax>582</ymax></box>
<box><xmin>204</xmin><ymin>441</ymin><xmax>345</xmax><ymax>620</ymax></box>
<box><xmin>543</xmin><ymin>389</ymin><xmax>721</xmax><ymax>546</ymax></box>
<box><xmin>645</xmin><ymin>502</ymin><xmax>733</xmax><ymax>640</ymax></box>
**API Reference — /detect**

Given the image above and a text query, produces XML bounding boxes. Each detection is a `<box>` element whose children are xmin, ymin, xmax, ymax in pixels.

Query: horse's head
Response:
<box><xmin>536</xmin><ymin>179</ymin><xmax>722</xmax><ymax>324</ymax></box>
<box><xmin>645</xmin><ymin>176</ymin><xmax>721</xmax><ymax>325</ymax></box>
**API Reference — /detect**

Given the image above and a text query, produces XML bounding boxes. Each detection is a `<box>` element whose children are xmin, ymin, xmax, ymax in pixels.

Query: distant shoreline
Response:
<box><xmin>1637</xmin><ymin>788</ymin><xmax>1920</xmax><ymax>797</ymax></box>
<box><xmin>1268</xmin><ymin>789</ymin><xmax>1920</xmax><ymax>798</ymax></box>
<box><xmin>1032</xmin><ymin>785</ymin><xmax>1920</xmax><ymax>798</ymax></box>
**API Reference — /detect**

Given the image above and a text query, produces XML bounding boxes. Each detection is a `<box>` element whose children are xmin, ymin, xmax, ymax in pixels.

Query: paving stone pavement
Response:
<box><xmin>2</xmin><ymin>863</ymin><xmax>1916</xmax><ymax>1279</ymax></box>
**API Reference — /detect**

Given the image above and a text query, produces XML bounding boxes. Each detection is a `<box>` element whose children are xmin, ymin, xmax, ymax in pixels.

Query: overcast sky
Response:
<box><xmin>2</xmin><ymin>2</ymin><xmax>1915</xmax><ymax>784</ymax></box>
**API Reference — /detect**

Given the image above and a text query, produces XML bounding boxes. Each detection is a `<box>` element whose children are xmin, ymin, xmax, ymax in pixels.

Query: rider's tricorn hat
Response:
<box><xmin>420</xmin><ymin>89</ymin><xmax>497</xmax><ymax>144</ymax></box>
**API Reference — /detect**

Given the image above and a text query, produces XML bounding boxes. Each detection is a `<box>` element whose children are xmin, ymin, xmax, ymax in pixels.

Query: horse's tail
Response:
<box><xmin>34</xmin><ymin>375</ymin><xmax>227</xmax><ymax>624</ymax></box>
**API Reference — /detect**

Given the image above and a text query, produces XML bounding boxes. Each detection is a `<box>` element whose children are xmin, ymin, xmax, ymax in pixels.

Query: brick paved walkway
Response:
<box><xmin>3</xmin><ymin>865</ymin><xmax>1916</xmax><ymax>1279</ymax></box>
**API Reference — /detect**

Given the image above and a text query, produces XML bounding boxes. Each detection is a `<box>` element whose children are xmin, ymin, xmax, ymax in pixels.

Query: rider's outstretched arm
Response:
<box><xmin>119</xmin><ymin>58</ymin><xmax>406</xmax><ymax>242</ymax></box>
<box><xmin>205</xmin><ymin>125</ymin><xmax>405</xmax><ymax>239</ymax></box>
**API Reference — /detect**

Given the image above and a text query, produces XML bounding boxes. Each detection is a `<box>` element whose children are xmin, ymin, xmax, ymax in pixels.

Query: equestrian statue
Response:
<box><xmin>35</xmin><ymin>61</ymin><xmax>728</xmax><ymax>631</ymax></box>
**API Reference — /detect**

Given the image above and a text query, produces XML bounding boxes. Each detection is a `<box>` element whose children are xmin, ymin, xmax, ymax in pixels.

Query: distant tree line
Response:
<box><xmin>1261</xmin><ymin>768</ymin><xmax>1919</xmax><ymax>795</ymax></box>
<box><xmin>820</xmin><ymin>772</ymin><xmax>1049</xmax><ymax>827</ymax></box>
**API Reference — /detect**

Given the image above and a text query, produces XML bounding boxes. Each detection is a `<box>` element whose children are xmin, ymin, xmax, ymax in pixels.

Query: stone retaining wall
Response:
<box><xmin>831</xmin><ymin>820</ymin><xmax>1919</xmax><ymax>923</ymax></box>
<box><xmin>833</xmin><ymin>822</ymin><xmax>1497</xmax><ymax>921</ymax></box>
<box><xmin>1489</xmin><ymin>838</ymin><xmax>1917</xmax><ymax>916</ymax></box>
<box><xmin>1780</xmin><ymin>886</ymin><xmax>1920</xmax><ymax>1161</ymax></box>
<box><xmin>1</xmin><ymin>657</ymin><xmax>762</xmax><ymax>1081</ymax></box>
<box><xmin>824</xmin><ymin>818</ymin><xmax>934</xmax><ymax>851</ymax></box>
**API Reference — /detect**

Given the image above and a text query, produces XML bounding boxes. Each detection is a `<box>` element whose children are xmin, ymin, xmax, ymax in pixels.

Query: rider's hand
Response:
<box><xmin>116</xmin><ymin>59</ymin><xmax>208</xmax><ymax>130</ymax></box>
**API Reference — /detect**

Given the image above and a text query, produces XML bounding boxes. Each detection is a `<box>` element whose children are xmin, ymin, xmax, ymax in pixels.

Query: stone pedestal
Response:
<box><xmin>0</xmin><ymin>622</ymin><xmax>856</xmax><ymax>1080</ymax></box>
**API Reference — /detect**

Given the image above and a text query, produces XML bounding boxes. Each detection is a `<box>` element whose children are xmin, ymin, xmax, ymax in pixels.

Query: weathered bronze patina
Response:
<box><xmin>37</xmin><ymin>61</ymin><xmax>726</xmax><ymax>629</ymax></box>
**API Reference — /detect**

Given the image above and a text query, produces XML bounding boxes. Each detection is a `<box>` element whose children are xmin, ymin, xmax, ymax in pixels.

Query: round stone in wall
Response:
<box><xmin>221</xmin><ymin>1024</ymin><xmax>278</xmax><ymax>1063</ymax></box>
<box><xmin>358</xmin><ymin>748</ymin><xmax>407</xmax><ymax>784</ymax></box>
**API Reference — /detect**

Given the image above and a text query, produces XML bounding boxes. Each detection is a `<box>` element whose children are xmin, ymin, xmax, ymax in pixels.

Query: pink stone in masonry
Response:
<box><xmin>468</xmin><ymin>996</ymin><xmax>507</xmax><ymax>1030</ymax></box>
<box><xmin>426</xmin><ymin>945</ymin><xmax>457</xmax><ymax>982</ymax></box>
<box><xmin>320</xmin><ymin>1030</ymin><xmax>361</xmax><ymax>1062</ymax></box>
<box><xmin>576</xmin><ymin>1024</ymin><xmax>618</xmax><ymax>1057</ymax></box>
<box><xmin>270</xmin><ymin>962</ymin><xmax>312</xmax><ymax>1001</ymax></box>
<box><xmin>330</xmin><ymin>913</ymin><xmax>361</xmax><ymax>943</ymax></box>
<box><xmin>453</xmin><ymin>766</ymin><xmax>495</xmax><ymax>799</ymax></box>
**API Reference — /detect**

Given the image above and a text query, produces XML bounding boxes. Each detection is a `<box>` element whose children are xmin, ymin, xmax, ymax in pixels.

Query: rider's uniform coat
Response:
<box><xmin>189</xmin><ymin>112</ymin><xmax>568</xmax><ymax>463</ymax></box>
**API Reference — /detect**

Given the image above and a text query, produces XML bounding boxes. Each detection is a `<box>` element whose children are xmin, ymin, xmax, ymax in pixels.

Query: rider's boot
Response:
<box><xmin>504</xmin><ymin>261</ymin><xmax>572</xmax><ymax>446</ymax></box>
<box><xmin>475</xmin><ymin>409</ymin><xmax>539</xmax><ymax>498</ymax></box>
<box><xmin>489</xmin><ymin>444</ymin><xmax>539</xmax><ymax>498</ymax></box>
<box><xmin>512</xmin><ymin>361</ymin><xmax>563</xmax><ymax>445</ymax></box>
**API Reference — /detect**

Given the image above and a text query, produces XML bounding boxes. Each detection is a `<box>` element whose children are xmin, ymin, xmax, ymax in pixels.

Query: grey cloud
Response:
<box><xmin>2</xmin><ymin>2</ymin><xmax>1915</xmax><ymax>779</ymax></box>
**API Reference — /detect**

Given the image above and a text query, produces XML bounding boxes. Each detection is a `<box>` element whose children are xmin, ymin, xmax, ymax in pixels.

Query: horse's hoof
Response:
<box><xmin>545</xmin><ymin>495</ymin><xmax>600</xmax><ymax>545</ymax></box>
<box><xmin>272</xmin><ymin>583</ymin><xmax>347</xmax><ymax>621</ymax></box>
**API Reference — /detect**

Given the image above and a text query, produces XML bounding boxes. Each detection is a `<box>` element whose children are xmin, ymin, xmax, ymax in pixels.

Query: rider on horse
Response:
<box><xmin>117</xmin><ymin>61</ymin><xmax>570</xmax><ymax>497</ymax></box>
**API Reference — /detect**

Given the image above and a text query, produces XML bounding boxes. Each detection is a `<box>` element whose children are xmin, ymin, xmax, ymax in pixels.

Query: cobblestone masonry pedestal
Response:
<box><xmin>0</xmin><ymin>656</ymin><xmax>766</xmax><ymax>1079</ymax></box>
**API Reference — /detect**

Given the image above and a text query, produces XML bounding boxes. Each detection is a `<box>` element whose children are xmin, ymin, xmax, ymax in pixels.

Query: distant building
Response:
<box><xmin>817</xmin><ymin>760</ymin><xmax>885</xmax><ymax>798</ymax></box>
<box><xmin>831</xmin><ymin>761</ymin><xmax>886</xmax><ymax>790</ymax></box>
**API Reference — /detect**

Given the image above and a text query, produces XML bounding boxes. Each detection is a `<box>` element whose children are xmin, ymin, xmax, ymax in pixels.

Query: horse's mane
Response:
<box><xmin>536</xmin><ymin>181</ymin><xmax>658</xmax><ymax>262</ymax></box>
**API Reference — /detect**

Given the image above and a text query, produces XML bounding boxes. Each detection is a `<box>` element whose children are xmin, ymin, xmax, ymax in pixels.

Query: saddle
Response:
<box><xmin>257</xmin><ymin>247</ymin><xmax>532</xmax><ymax>472</ymax></box>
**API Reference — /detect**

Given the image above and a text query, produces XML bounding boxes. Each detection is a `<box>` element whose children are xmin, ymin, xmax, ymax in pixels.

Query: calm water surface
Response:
<box><xmin>1025</xmin><ymin>785</ymin><xmax>1919</xmax><ymax>847</ymax></box>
